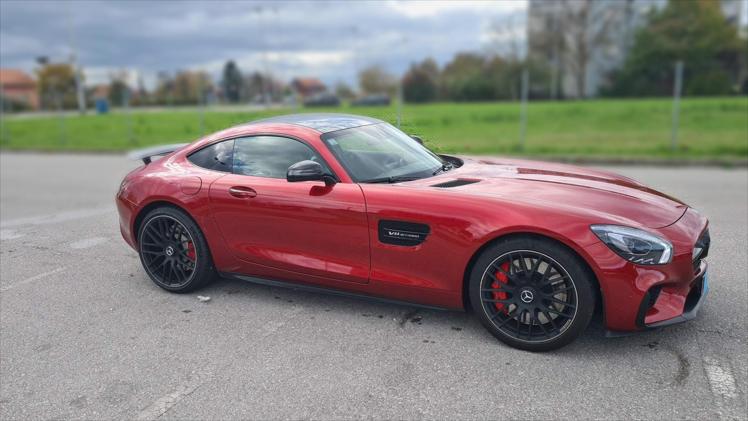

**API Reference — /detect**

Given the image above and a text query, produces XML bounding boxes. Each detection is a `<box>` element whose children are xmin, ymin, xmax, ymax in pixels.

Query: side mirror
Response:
<box><xmin>287</xmin><ymin>160</ymin><xmax>336</xmax><ymax>186</ymax></box>
<box><xmin>410</xmin><ymin>135</ymin><xmax>423</xmax><ymax>145</ymax></box>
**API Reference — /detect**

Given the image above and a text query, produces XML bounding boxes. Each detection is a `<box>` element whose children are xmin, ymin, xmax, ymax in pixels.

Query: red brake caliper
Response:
<box><xmin>186</xmin><ymin>242</ymin><xmax>196</xmax><ymax>261</ymax></box>
<box><xmin>491</xmin><ymin>262</ymin><xmax>510</xmax><ymax>313</ymax></box>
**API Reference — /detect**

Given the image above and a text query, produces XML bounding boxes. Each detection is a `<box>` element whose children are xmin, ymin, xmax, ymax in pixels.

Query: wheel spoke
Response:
<box><xmin>165</xmin><ymin>260</ymin><xmax>174</xmax><ymax>284</ymax></box>
<box><xmin>481</xmin><ymin>286</ymin><xmax>512</xmax><ymax>293</ymax></box>
<box><xmin>490</xmin><ymin>262</ymin><xmax>511</xmax><ymax>278</ymax></box>
<box><xmin>494</xmin><ymin>309</ymin><xmax>519</xmax><ymax>328</ymax></box>
<box><xmin>545</xmin><ymin>296</ymin><xmax>576</xmax><ymax>309</ymax></box>
<box><xmin>534</xmin><ymin>311</ymin><xmax>550</xmax><ymax>338</ymax></box>
<box><xmin>548</xmin><ymin>285</ymin><xmax>575</xmax><ymax>294</ymax></box>
<box><xmin>174</xmin><ymin>262</ymin><xmax>188</xmax><ymax>280</ymax></box>
<box><xmin>481</xmin><ymin>298</ymin><xmax>514</xmax><ymax>304</ymax></box>
<box><xmin>542</xmin><ymin>310</ymin><xmax>558</xmax><ymax>332</ymax></box>
<box><xmin>527</xmin><ymin>312</ymin><xmax>534</xmax><ymax>337</ymax></box>
<box><xmin>530</xmin><ymin>257</ymin><xmax>541</xmax><ymax>274</ymax></box>
<box><xmin>540</xmin><ymin>275</ymin><xmax>569</xmax><ymax>287</ymax></box>
<box><xmin>145</xmin><ymin>225</ymin><xmax>160</xmax><ymax>240</ymax></box>
<box><xmin>545</xmin><ymin>307</ymin><xmax>573</xmax><ymax>319</ymax></box>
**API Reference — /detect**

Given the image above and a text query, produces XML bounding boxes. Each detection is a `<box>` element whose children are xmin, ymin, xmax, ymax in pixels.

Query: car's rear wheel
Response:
<box><xmin>137</xmin><ymin>207</ymin><xmax>214</xmax><ymax>293</ymax></box>
<box><xmin>468</xmin><ymin>236</ymin><xmax>595</xmax><ymax>352</ymax></box>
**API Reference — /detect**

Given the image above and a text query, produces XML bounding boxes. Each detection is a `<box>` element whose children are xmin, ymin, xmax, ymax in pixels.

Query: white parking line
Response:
<box><xmin>0</xmin><ymin>206</ymin><xmax>113</xmax><ymax>229</ymax></box>
<box><xmin>136</xmin><ymin>370</ymin><xmax>213</xmax><ymax>420</ymax></box>
<box><xmin>0</xmin><ymin>229</ymin><xmax>24</xmax><ymax>241</ymax></box>
<box><xmin>703</xmin><ymin>357</ymin><xmax>737</xmax><ymax>399</ymax></box>
<box><xmin>0</xmin><ymin>267</ymin><xmax>66</xmax><ymax>292</ymax></box>
<box><xmin>135</xmin><ymin>305</ymin><xmax>306</xmax><ymax>419</ymax></box>
<box><xmin>69</xmin><ymin>237</ymin><xmax>108</xmax><ymax>250</ymax></box>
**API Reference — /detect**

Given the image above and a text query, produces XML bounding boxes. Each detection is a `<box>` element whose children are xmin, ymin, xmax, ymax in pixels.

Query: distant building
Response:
<box><xmin>0</xmin><ymin>68</ymin><xmax>39</xmax><ymax>109</ymax></box>
<box><xmin>91</xmin><ymin>84</ymin><xmax>110</xmax><ymax>101</ymax></box>
<box><xmin>291</xmin><ymin>77</ymin><xmax>327</xmax><ymax>98</ymax></box>
<box><xmin>527</xmin><ymin>0</ymin><xmax>746</xmax><ymax>98</ymax></box>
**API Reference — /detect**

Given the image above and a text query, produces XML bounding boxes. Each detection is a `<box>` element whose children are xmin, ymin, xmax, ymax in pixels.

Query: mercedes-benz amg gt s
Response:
<box><xmin>116</xmin><ymin>113</ymin><xmax>710</xmax><ymax>351</ymax></box>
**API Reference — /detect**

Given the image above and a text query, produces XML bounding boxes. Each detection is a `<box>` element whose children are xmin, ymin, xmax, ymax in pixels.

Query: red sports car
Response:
<box><xmin>116</xmin><ymin>113</ymin><xmax>710</xmax><ymax>351</ymax></box>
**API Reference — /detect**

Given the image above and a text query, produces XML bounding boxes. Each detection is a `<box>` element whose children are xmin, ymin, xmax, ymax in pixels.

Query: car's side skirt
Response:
<box><xmin>219</xmin><ymin>272</ymin><xmax>453</xmax><ymax>312</ymax></box>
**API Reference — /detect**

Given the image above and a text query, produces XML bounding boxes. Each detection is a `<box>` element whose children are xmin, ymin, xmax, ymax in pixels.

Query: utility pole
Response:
<box><xmin>123</xmin><ymin>86</ymin><xmax>134</xmax><ymax>145</ymax></box>
<box><xmin>0</xmin><ymin>90</ymin><xmax>8</xmax><ymax>146</ymax></box>
<box><xmin>519</xmin><ymin>69</ymin><xmax>529</xmax><ymax>151</ymax></box>
<box><xmin>254</xmin><ymin>5</ymin><xmax>274</xmax><ymax>109</ymax></box>
<box><xmin>67</xmin><ymin>2</ymin><xmax>86</xmax><ymax>115</ymax></box>
<box><xmin>396</xmin><ymin>35</ymin><xmax>408</xmax><ymax>128</ymax></box>
<box><xmin>198</xmin><ymin>74</ymin><xmax>206</xmax><ymax>137</ymax></box>
<box><xmin>670</xmin><ymin>61</ymin><xmax>684</xmax><ymax>152</ymax></box>
<box><xmin>396</xmin><ymin>82</ymin><xmax>402</xmax><ymax>128</ymax></box>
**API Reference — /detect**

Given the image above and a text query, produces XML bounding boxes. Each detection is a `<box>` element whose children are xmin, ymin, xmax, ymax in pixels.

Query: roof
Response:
<box><xmin>291</xmin><ymin>77</ymin><xmax>326</xmax><ymax>91</ymax></box>
<box><xmin>0</xmin><ymin>68</ymin><xmax>35</xmax><ymax>88</ymax></box>
<box><xmin>249</xmin><ymin>113</ymin><xmax>384</xmax><ymax>134</ymax></box>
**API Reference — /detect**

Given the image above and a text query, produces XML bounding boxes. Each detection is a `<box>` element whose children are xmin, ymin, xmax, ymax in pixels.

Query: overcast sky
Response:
<box><xmin>0</xmin><ymin>0</ymin><xmax>527</xmax><ymax>89</ymax></box>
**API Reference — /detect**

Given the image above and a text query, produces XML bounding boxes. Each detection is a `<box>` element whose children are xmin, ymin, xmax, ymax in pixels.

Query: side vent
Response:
<box><xmin>431</xmin><ymin>178</ymin><xmax>480</xmax><ymax>188</ymax></box>
<box><xmin>378</xmin><ymin>220</ymin><xmax>430</xmax><ymax>246</ymax></box>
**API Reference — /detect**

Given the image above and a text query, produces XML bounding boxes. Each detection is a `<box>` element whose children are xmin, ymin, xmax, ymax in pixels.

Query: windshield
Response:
<box><xmin>321</xmin><ymin>123</ymin><xmax>445</xmax><ymax>183</ymax></box>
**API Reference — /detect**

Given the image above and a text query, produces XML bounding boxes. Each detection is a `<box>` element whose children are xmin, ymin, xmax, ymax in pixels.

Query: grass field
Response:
<box><xmin>1</xmin><ymin>97</ymin><xmax>746</xmax><ymax>159</ymax></box>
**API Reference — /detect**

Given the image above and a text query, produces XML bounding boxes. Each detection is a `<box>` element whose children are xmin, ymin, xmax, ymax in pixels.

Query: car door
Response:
<box><xmin>208</xmin><ymin>135</ymin><xmax>370</xmax><ymax>284</ymax></box>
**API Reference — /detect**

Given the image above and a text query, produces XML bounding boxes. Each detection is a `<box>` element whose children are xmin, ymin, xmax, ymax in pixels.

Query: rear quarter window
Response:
<box><xmin>187</xmin><ymin>140</ymin><xmax>234</xmax><ymax>172</ymax></box>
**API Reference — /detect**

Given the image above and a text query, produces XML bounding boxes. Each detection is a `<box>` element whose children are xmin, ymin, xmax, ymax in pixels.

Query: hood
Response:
<box><xmin>414</xmin><ymin>156</ymin><xmax>688</xmax><ymax>229</ymax></box>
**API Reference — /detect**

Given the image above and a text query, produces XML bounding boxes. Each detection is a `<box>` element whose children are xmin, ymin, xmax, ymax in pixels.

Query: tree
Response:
<box><xmin>108</xmin><ymin>70</ymin><xmax>131</xmax><ymax>106</ymax></box>
<box><xmin>441</xmin><ymin>53</ymin><xmax>496</xmax><ymax>101</ymax></box>
<box><xmin>153</xmin><ymin>71</ymin><xmax>175</xmax><ymax>105</ymax></box>
<box><xmin>221</xmin><ymin>60</ymin><xmax>243</xmax><ymax>103</ymax></box>
<box><xmin>242</xmin><ymin>71</ymin><xmax>283</xmax><ymax>103</ymax></box>
<box><xmin>36</xmin><ymin>63</ymin><xmax>79</xmax><ymax>109</ymax></box>
<box><xmin>154</xmin><ymin>71</ymin><xmax>212</xmax><ymax>105</ymax></box>
<box><xmin>557</xmin><ymin>0</ymin><xmax>617</xmax><ymax>98</ymax></box>
<box><xmin>402</xmin><ymin>58</ymin><xmax>439</xmax><ymax>103</ymax></box>
<box><xmin>358</xmin><ymin>65</ymin><xmax>397</xmax><ymax>95</ymax></box>
<box><xmin>607</xmin><ymin>0</ymin><xmax>744</xmax><ymax>96</ymax></box>
<box><xmin>109</xmin><ymin>79</ymin><xmax>130</xmax><ymax>106</ymax></box>
<box><xmin>334</xmin><ymin>82</ymin><xmax>355</xmax><ymax>100</ymax></box>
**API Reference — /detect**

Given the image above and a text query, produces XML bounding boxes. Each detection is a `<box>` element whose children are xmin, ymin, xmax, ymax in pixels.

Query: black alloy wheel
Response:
<box><xmin>480</xmin><ymin>250</ymin><xmax>577</xmax><ymax>342</ymax></box>
<box><xmin>138</xmin><ymin>207</ymin><xmax>214</xmax><ymax>292</ymax></box>
<box><xmin>469</xmin><ymin>237</ymin><xmax>595</xmax><ymax>352</ymax></box>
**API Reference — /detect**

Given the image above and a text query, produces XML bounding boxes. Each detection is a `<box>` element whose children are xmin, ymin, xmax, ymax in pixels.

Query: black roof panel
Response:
<box><xmin>249</xmin><ymin>113</ymin><xmax>383</xmax><ymax>133</ymax></box>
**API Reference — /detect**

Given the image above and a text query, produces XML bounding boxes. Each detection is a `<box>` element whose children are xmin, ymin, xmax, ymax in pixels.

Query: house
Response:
<box><xmin>0</xmin><ymin>68</ymin><xmax>39</xmax><ymax>109</ymax></box>
<box><xmin>291</xmin><ymin>77</ymin><xmax>327</xmax><ymax>98</ymax></box>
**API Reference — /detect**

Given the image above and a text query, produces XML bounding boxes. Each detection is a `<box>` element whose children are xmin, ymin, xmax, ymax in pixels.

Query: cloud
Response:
<box><xmin>0</xmin><ymin>0</ymin><xmax>526</xmax><ymax>87</ymax></box>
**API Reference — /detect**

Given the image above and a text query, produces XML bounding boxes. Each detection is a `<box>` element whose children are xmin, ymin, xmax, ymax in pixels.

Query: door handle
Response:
<box><xmin>229</xmin><ymin>186</ymin><xmax>257</xmax><ymax>198</ymax></box>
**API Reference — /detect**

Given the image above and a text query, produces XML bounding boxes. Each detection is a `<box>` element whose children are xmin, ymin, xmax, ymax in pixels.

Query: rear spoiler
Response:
<box><xmin>127</xmin><ymin>143</ymin><xmax>189</xmax><ymax>165</ymax></box>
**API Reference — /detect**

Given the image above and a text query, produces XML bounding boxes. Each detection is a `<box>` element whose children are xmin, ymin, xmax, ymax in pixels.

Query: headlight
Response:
<box><xmin>591</xmin><ymin>225</ymin><xmax>673</xmax><ymax>265</ymax></box>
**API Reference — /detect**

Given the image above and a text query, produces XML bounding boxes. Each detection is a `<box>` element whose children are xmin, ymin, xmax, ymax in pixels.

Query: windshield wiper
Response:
<box><xmin>432</xmin><ymin>163</ymin><xmax>454</xmax><ymax>176</ymax></box>
<box><xmin>363</xmin><ymin>175</ymin><xmax>423</xmax><ymax>184</ymax></box>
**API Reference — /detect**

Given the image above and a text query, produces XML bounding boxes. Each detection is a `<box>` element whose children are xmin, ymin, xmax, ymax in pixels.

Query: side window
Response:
<box><xmin>187</xmin><ymin>140</ymin><xmax>234</xmax><ymax>172</ymax></box>
<box><xmin>233</xmin><ymin>136</ymin><xmax>330</xmax><ymax>178</ymax></box>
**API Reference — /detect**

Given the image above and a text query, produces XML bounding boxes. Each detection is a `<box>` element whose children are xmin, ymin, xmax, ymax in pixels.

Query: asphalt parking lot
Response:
<box><xmin>1</xmin><ymin>152</ymin><xmax>746</xmax><ymax>420</ymax></box>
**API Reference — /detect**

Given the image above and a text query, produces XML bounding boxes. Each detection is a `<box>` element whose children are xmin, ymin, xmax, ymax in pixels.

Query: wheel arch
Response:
<box><xmin>132</xmin><ymin>199</ymin><xmax>200</xmax><ymax>244</ymax></box>
<box><xmin>461</xmin><ymin>232</ymin><xmax>603</xmax><ymax>315</ymax></box>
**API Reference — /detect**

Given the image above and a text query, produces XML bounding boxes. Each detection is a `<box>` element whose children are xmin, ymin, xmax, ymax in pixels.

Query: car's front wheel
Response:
<box><xmin>468</xmin><ymin>236</ymin><xmax>595</xmax><ymax>352</ymax></box>
<box><xmin>137</xmin><ymin>207</ymin><xmax>215</xmax><ymax>293</ymax></box>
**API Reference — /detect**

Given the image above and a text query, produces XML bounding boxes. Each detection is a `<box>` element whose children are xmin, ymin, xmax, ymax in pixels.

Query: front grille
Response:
<box><xmin>692</xmin><ymin>229</ymin><xmax>710</xmax><ymax>273</ymax></box>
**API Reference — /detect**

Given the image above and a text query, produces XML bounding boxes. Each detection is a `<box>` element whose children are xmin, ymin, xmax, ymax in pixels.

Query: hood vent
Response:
<box><xmin>431</xmin><ymin>178</ymin><xmax>480</xmax><ymax>188</ymax></box>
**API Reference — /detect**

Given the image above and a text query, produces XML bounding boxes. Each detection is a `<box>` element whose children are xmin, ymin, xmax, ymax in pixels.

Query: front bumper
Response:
<box><xmin>590</xmin><ymin>208</ymin><xmax>709</xmax><ymax>333</ymax></box>
<box><xmin>644</xmin><ymin>261</ymin><xmax>708</xmax><ymax>328</ymax></box>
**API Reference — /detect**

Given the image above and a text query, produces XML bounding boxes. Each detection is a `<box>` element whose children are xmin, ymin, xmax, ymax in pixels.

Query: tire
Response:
<box><xmin>137</xmin><ymin>206</ymin><xmax>215</xmax><ymax>293</ymax></box>
<box><xmin>468</xmin><ymin>236</ymin><xmax>595</xmax><ymax>352</ymax></box>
